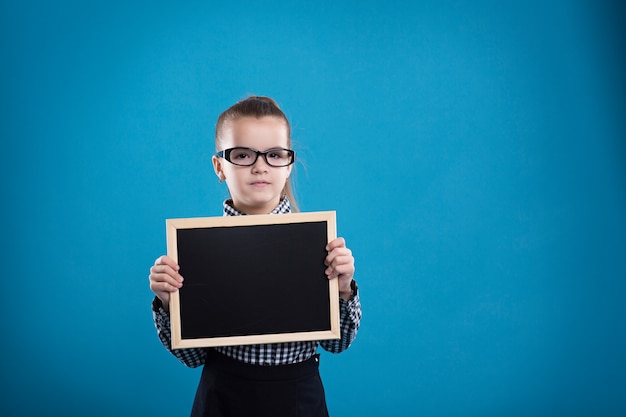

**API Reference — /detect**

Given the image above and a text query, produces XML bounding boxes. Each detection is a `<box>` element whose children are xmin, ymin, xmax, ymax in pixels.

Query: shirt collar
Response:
<box><xmin>223</xmin><ymin>196</ymin><xmax>291</xmax><ymax>216</ymax></box>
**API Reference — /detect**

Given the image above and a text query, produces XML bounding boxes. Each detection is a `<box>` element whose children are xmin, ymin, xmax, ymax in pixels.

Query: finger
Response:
<box><xmin>150</xmin><ymin>274</ymin><xmax>183</xmax><ymax>292</ymax></box>
<box><xmin>150</xmin><ymin>271</ymin><xmax>183</xmax><ymax>285</ymax></box>
<box><xmin>326</xmin><ymin>255</ymin><xmax>354</xmax><ymax>277</ymax></box>
<box><xmin>326</xmin><ymin>262</ymin><xmax>354</xmax><ymax>279</ymax></box>
<box><xmin>154</xmin><ymin>255</ymin><xmax>180</xmax><ymax>271</ymax></box>
<box><xmin>325</xmin><ymin>247</ymin><xmax>352</xmax><ymax>266</ymax></box>
<box><xmin>149</xmin><ymin>266</ymin><xmax>184</xmax><ymax>293</ymax></box>
<box><xmin>327</xmin><ymin>253</ymin><xmax>353</xmax><ymax>269</ymax></box>
<box><xmin>325</xmin><ymin>237</ymin><xmax>346</xmax><ymax>252</ymax></box>
<box><xmin>333</xmin><ymin>262</ymin><xmax>355</xmax><ymax>277</ymax></box>
<box><xmin>150</xmin><ymin>280</ymin><xmax>181</xmax><ymax>294</ymax></box>
<box><xmin>150</xmin><ymin>263</ymin><xmax>184</xmax><ymax>281</ymax></box>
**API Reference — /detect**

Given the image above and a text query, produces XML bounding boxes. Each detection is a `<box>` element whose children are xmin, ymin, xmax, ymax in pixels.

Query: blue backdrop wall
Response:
<box><xmin>1</xmin><ymin>1</ymin><xmax>625</xmax><ymax>415</ymax></box>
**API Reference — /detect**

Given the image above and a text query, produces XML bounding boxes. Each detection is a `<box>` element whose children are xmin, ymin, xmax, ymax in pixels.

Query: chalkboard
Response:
<box><xmin>166</xmin><ymin>211</ymin><xmax>340</xmax><ymax>349</ymax></box>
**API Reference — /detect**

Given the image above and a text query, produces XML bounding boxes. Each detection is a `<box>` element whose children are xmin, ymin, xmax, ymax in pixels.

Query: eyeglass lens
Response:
<box><xmin>228</xmin><ymin>148</ymin><xmax>293</xmax><ymax>167</ymax></box>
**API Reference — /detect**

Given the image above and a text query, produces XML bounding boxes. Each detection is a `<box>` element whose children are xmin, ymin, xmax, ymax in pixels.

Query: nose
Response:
<box><xmin>251</xmin><ymin>153</ymin><xmax>270</xmax><ymax>172</ymax></box>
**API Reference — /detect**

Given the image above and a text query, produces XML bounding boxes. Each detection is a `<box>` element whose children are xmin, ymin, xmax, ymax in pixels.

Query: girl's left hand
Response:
<box><xmin>325</xmin><ymin>237</ymin><xmax>355</xmax><ymax>300</ymax></box>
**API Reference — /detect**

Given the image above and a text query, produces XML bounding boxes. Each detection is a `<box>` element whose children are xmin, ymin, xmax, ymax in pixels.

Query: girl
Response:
<box><xmin>149</xmin><ymin>96</ymin><xmax>362</xmax><ymax>417</ymax></box>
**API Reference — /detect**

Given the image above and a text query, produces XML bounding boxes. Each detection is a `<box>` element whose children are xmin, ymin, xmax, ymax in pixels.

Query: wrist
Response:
<box><xmin>339</xmin><ymin>280</ymin><xmax>358</xmax><ymax>301</ymax></box>
<box><xmin>152</xmin><ymin>296</ymin><xmax>169</xmax><ymax>313</ymax></box>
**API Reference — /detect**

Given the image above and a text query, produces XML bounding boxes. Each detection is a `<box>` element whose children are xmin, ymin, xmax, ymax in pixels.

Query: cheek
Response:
<box><xmin>279</xmin><ymin>168</ymin><xmax>291</xmax><ymax>181</ymax></box>
<box><xmin>225</xmin><ymin>167</ymin><xmax>244</xmax><ymax>182</ymax></box>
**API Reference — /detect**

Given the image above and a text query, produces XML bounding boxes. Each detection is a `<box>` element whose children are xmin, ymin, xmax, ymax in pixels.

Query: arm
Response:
<box><xmin>320</xmin><ymin>280</ymin><xmax>362</xmax><ymax>353</ymax></box>
<box><xmin>320</xmin><ymin>238</ymin><xmax>362</xmax><ymax>353</ymax></box>
<box><xmin>149</xmin><ymin>255</ymin><xmax>206</xmax><ymax>368</ymax></box>
<box><xmin>152</xmin><ymin>297</ymin><xmax>207</xmax><ymax>368</ymax></box>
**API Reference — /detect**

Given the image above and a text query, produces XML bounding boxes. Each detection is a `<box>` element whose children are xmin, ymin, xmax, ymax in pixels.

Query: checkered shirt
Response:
<box><xmin>152</xmin><ymin>197</ymin><xmax>362</xmax><ymax>366</ymax></box>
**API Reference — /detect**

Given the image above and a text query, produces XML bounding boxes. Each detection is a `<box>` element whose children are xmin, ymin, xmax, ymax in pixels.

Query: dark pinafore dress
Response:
<box><xmin>190</xmin><ymin>349</ymin><xmax>330</xmax><ymax>417</ymax></box>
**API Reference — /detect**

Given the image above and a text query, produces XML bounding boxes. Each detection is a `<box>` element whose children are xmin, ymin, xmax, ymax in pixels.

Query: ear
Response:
<box><xmin>212</xmin><ymin>155</ymin><xmax>226</xmax><ymax>182</ymax></box>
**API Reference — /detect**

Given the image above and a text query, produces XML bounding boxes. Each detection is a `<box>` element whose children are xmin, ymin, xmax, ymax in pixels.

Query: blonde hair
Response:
<box><xmin>215</xmin><ymin>96</ymin><xmax>299</xmax><ymax>212</ymax></box>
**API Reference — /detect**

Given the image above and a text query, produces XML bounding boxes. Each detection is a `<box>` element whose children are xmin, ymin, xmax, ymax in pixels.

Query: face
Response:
<box><xmin>212</xmin><ymin>116</ymin><xmax>292</xmax><ymax>215</ymax></box>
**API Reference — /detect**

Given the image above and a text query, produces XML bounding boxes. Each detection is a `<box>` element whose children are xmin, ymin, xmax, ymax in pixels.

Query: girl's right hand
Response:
<box><xmin>149</xmin><ymin>255</ymin><xmax>184</xmax><ymax>311</ymax></box>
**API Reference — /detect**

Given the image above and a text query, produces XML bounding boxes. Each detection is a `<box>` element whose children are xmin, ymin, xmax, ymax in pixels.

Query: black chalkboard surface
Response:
<box><xmin>166</xmin><ymin>211</ymin><xmax>339</xmax><ymax>349</ymax></box>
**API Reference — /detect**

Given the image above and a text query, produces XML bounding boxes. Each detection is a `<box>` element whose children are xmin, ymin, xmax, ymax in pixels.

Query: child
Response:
<box><xmin>148</xmin><ymin>96</ymin><xmax>362</xmax><ymax>417</ymax></box>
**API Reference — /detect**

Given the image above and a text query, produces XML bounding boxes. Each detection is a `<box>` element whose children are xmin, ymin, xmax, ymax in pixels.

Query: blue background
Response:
<box><xmin>1</xmin><ymin>1</ymin><xmax>625</xmax><ymax>415</ymax></box>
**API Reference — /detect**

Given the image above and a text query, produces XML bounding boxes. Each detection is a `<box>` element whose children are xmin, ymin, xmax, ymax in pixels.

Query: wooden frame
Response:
<box><xmin>166</xmin><ymin>211</ymin><xmax>339</xmax><ymax>349</ymax></box>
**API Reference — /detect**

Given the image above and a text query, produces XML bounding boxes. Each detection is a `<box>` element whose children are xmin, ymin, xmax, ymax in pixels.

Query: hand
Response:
<box><xmin>325</xmin><ymin>237</ymin><xmax>355</xmax><ymax>300</ymax></box>
<box><xmin>149</xmin><ymin>255</ymin><xmax>184</xmax><ymax>311</ymax></box>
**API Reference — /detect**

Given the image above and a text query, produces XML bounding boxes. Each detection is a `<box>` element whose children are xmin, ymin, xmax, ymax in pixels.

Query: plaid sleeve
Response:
<box><xmin>152</xmin><ymin>297</ymin><xmax>207</xmax><ymax>368</ymax></box>
<box><xmin>320</xmin><ymin>281</ymin><xmax>362</xmax><ymax>353</ymax></box>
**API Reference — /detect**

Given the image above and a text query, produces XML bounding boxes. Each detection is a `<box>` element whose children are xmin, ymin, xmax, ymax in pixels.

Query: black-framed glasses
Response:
<box><xmin>215</xmin><ymin>147</ymin><xmax>296</xmax><ymax>167</ymax></box>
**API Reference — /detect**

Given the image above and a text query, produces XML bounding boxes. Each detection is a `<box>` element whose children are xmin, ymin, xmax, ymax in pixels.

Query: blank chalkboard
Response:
<box><xmin>166</xmin><ymin>211</ymin><xmax>339</xmax><ymax>349</ymax></box>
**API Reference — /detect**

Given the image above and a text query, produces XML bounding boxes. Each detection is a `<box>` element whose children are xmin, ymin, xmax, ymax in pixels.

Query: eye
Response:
<box><xmin>267</xmin><ymin>149</ymin><xmax>287</xmax><ymax>159</ymax></box>
<box><xmin>231</xmin><ymin>149</ymin><xmax>252</xmax><ymax>160</ymax></box>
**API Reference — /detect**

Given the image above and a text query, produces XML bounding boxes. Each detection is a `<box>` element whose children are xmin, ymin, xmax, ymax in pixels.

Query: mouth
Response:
<box><xmin>250</xmin><ymin>181</ymin><xmax>271</xmax><ymax>187</ymax></box>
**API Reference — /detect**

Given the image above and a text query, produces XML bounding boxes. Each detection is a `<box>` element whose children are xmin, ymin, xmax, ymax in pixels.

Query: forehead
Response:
<box><xmin>221</xmin><ymin>116</ymin><xmax>289</xmax><ymax>149</ymax></box>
